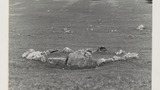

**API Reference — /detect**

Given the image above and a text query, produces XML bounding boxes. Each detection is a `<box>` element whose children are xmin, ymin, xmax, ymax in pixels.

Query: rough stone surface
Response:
<box><xmin>67</xmin><ymin>50</ymin><xmax>97</xmax><ymax>67</ymax></box>
<box><xmin>22</xmin><ymin>49</ymin><xmax>59</xmax><ymax>62</ymax></box>
<box><xmin>47</xmin><ymin>57</ymin><xmax>67</xmax><ymax>65</ymax></box>
<box><xmin>62</xmin><ymin>47</ymin><xmax>74</xmax><ymax>53</ymax></box>
<box><xmin>22</xmin><ymin>49</ymin><xmax>35</xmax><ymax>58</ymax></box>
<box><xmin>113</xmin><ymin>56</ymin><xmax>125</xmax><ymax>61</ymax></box>
<box><xmin>137</xmin><ymin>24</ymin><xmax>145</xmax><ymax>30</ymax></box>
<box><xmin>123</xmin><ymin>53</ymin><xmax>139</xmax><ymax>59</ymax></box>
<box><xmin>115</xmin><ymin>50</ymin><xmax>126</xmax><ymax>55</ymax></box>
<box><xmin>97</xmin><ymin>58</ymin><xmax>107</xmax><ymax>65</ymax></box>
<box><xmin>106</xmin><ymin>58</ymin><xmax>115</xmax><ymax>62</ymax></box>
<box><xmin>25</xmin><ymin>51</ymin><xmax>47</xmax><ymax>62</ymax></box>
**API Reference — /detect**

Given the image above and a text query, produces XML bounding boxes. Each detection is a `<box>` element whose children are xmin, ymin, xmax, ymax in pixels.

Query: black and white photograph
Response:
<box><xmin>5</xmin><ymin>0</ymin><xmax>155</xmax><ymax>90</ymax></box>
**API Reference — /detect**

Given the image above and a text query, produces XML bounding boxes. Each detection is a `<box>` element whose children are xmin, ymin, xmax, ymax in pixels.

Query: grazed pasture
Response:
<box><xmin>9</xmin><ymin>0</ymin><xmax>152</xmax><ymax>90</ymax></box>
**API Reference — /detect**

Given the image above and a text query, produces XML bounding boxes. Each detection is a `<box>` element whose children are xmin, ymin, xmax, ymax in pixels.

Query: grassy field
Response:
<box><xmin>9</xmin><ymin>0</ymin><xmax>152</xmax><ymax>90</ymax></box>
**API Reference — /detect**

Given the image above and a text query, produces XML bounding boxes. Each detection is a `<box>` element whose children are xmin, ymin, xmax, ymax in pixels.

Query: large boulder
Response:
<box><xmin>66</xmin><ymin>49</ymin><xmax>97</xmax><ymax>68</ymax></box>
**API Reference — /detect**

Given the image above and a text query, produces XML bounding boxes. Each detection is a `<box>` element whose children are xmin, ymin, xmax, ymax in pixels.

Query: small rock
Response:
<box><xmin>81</xmin><ymin>48</ymin><xmax>96</xmax><ymax>53</ymax></box>
<box><xmin>96</xmin><ymin>57</ymin><xmax>119</xmax><ymax>65</ymax></box>
<box><xmin>137</xmin><ymin>24</ymin><xmax>145</xmax><ymax>30</ymax></box>
<box><xmin>96</xmin><ymin>46</ymin><xmax>108</xmax><ymax>53</ymax></box>
<box><xmin>106</xmin><ymin>58</ymin><xmax>115</xmax><ymax>62</ymax></box>
<box><xmin>116</xmin><ymin>50</ymin><xmax>126</xmax><ymax>55</ymax></box>
<box><xmin>111</xmin><ymin>30</ymin><xmax>117</xmax><ymax>32</ymax></box>
<box><xmin>43</xmin><ymin>49</ymin><xmax>59</xmax><ymax>55</ymax></box>
<box><xmin>113</xmin><ymin>56</ymin><xmax>125</xmax><ymax>61</ymax></box>
<box><xmin>47</xmin><ymin>10</ymin><xmax>50</xmax><ymax>12</ymax></box>
<box><xmin>22</xmin><ymin>49</ymin><xmax>35</xmax><ymax>58</ymax></box>
<box><xmin>63</xmin><ymin>28</ymin><xmax>68</xmax><ymax>31</ymax></box>
<box><xmin>87</xmin><ymin>48</ymin><xmax>96</xmax><ymax>53</ymax></box>
<box><xmin>63</xmin><ymin>28</ymin><xmax>73</xmax><ymax>33</ymax></box>
<box><xmin>123</xmin><ymin>53</ymin><xmax>139</xmax><ymax>59</ymax></box>
<box><xmin>62</xmin><ymin>47</ymin><xmax>74</xmax><ymax>53</ymax></box>
<box><xmin>64</xmin><ymin>30</ymin><xmax>73</xmax><ymax>34</ymax></box>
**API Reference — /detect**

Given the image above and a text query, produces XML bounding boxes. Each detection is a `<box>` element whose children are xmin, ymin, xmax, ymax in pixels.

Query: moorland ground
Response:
<box><xmin>9</xmin><ymin>0</ymin><xmax>152</xmax><ymax>90</ymax></box>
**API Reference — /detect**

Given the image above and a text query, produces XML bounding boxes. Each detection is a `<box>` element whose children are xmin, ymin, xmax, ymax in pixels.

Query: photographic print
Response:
<box><xmin>9</xmin><ymin>0</ymin><xmax>152</xmax><ymax>90</ymax></box>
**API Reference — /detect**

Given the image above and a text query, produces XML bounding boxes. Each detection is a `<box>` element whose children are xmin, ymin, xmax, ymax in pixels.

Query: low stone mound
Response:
<box><xmin>96</xmin><ymin>53</ymin><xmax>139</xmax><ymax>66</ymax></box>
<box><xmin>66</xmin><ymin>49</ymin><xmax>97</xmax><ymax>68</ymax></box>
<box><xmin>22</xmin><ymin>48</ymin><xmax>140</xmax><ymax>69</ymax></box>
